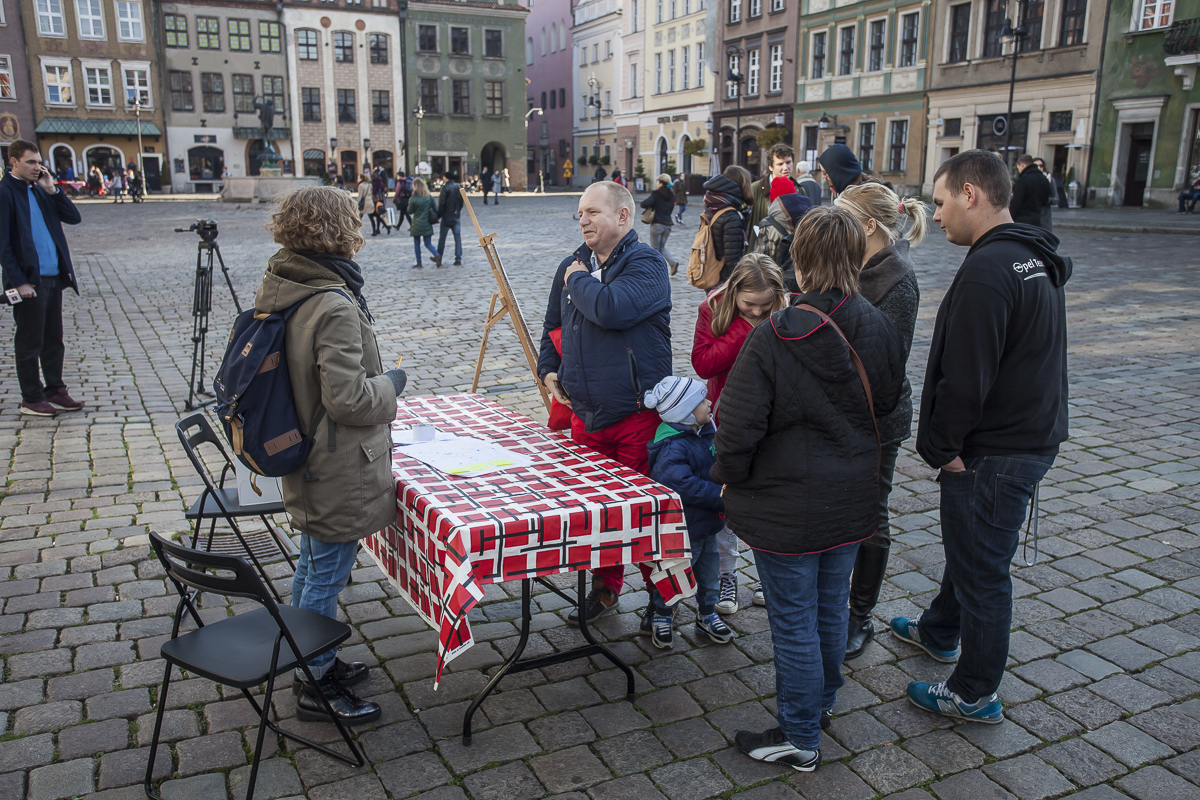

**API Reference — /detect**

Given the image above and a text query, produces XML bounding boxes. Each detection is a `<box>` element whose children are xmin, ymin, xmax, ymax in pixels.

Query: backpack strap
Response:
<box><xmin>766</xmin><ymin>217</ymin><xmax>791</xmax><ymax>238</ymax></box>
<box><xmin>796</xmin><ymin>303</ymin><xmax>881</xmax><ymax>472</ymax></box>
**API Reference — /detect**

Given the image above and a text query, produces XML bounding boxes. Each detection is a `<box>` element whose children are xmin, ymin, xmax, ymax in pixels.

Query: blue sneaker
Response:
<box><xmin>889</xmin><ymin>616</ymin><xmax>960</xmax><ymax>663</ymax></box>
<box><xmin>907</xmin><ymin>681</ymin><xmax>1004</xmax><ymax>724</ymax></box>
<box><xmin>696</xmin><ymin>612</ymin><xmax>734</xmax><ymax>644</ymax></box>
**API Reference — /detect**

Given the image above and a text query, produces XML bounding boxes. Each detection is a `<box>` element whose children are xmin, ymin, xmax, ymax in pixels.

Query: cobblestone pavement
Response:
<box><xmin>2</xmin><ymin>195</ymin><xmax>1200</xmax><ymax>800</ymax></box>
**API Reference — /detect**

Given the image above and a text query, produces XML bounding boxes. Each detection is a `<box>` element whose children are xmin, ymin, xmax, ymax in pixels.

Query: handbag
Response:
<box><xmin>641</xmin><ymin>207</ymin><xmax>656</xmax><ymax>224</ymax></box>
<box><xmin>545</xmin><ymin>328</ymin><xmax>573</xmax><ymax>431</ymax></box>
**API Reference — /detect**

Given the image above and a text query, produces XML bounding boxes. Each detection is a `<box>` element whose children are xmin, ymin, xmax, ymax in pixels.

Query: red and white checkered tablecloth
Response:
<box><xmin>362</xmin><ymin>393</ymin><xmax>695</xmax><ymax>685</ymax></box>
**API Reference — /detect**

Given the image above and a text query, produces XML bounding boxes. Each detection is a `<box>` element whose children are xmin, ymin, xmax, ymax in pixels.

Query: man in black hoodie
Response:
<box><xmin>892</xmin><ymin>149</ymin><xmax>1070</xmax><ymax>725</ymax></box>
<box><xmin>1009</xmin><ymin>154</ymin><xmax>1052</xmax><ymax>229</ymax></box>
<box><xmin>434</xmin><ymin>171</ymin><xmax>464</xmax><ymax>266</ymax></box>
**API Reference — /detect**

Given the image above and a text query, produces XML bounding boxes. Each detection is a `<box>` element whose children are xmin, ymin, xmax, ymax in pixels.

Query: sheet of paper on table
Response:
<box><xmin>393</xmin><ymin>434</ymin><xmax>533</xmax><ymax>478</ymax></box>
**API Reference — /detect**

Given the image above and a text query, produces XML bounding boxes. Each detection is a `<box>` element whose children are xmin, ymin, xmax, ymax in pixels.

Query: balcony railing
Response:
<box><xmin>233</xmin><ymin>126</ymin><xmax>291</xmax><ymax>140</ymax></box>
<box><xmin>1165</xmin><ymin>18</ymin><xmax>1200</xmax><ymax>56</ymax></box>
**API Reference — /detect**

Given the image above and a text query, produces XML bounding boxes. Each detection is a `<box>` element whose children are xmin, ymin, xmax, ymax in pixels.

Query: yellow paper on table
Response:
<box><xmin>394</xmin><ymin>435</ymin><xmax>533</xmax><ymax>478</ymax></box>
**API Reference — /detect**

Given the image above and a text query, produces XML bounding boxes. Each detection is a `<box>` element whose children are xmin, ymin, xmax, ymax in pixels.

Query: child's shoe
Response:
<box><xmin>650</xmin><ymin>610</ymin><xmax>674</xmax><ymax>649</ymax></box>
<box><xmin>696</xmin><ymin>612</ymin><xmax>734</xmax><ymax>644</ymax></box>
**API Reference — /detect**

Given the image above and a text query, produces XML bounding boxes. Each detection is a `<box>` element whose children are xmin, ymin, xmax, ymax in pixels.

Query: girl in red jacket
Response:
<box><xmin>691</xmin><ymin>253</ymin><xmax>789</xmax><ymax>615</ymax></box>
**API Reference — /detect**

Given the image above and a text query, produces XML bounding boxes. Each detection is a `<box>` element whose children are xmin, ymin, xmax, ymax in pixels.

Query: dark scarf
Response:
<box><xmin>704</xmin><ymin>191</ymin><xmax>747</xmax><ymax>216</ymax></box>
<box><xmin>858</xmin><ymin>239</ymin><xmax>913</xmax><ymax>305</ymax></box>
<box><xmin>296</xmin><ymin>250</ymin><xmax>372</xmax><ymax>321</ymax></box>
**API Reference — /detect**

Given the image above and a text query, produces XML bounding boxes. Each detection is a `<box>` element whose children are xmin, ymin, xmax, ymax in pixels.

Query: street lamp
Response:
<box><xmin>129</xmin><ymin>96</ymin><xmax>145</xmax><ymax>186</ymax></box>
<box><xmin>725</xmin><ymin>45</ymin><xmax>745</xmax><ymax>167</ymax></box>
<box><xmin>329</xmin><ymin>137</ymin><xmax>338</xmax><ymax>179</ymax></box>
<box><xmin>1001</xmin><ymin>18</ymin><xmax>1028</xmax><ymax>169</ymax></box>
<box><xmin>587</xmin><ymin>74</ymin><xmax>605</xmax><ymax>168</ymax></box>
<box><xmin>525</xmin><ymin>106</ymin><xmax>544</xmax><ymax>124</ymax></box>
<box><xmin>414</xmin><ymin>107</ymin><xmax>425</xmax><ymax>166</ymax></box>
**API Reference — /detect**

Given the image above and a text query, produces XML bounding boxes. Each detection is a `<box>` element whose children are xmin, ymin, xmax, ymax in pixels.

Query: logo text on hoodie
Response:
<box><xmin>1012</xmin><ymin>258</ymin><xmax>1047</xmax><ymax>280</ymax></box>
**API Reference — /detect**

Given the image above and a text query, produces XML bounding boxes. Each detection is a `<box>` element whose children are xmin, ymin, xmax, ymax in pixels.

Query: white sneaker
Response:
<box><xmin>752</xmin><ymin>583</ymin><xmax>766</xmax><ymax>606</ymax></box>
<box><xmin>715</xmin><ymin>573</ymin><xmax>738</xmax><ymax>615</ymax></box>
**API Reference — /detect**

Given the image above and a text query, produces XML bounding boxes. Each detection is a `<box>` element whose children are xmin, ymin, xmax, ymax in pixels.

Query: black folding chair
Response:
<box><xmin>176</xmin><ymin>413</ymin><xmax>296</xmax><ymax>601</ymax></box>
<box><xmin>144</xmin><ymin>531</ymin><xmax>365</xmax><ymax>800</ymax></box>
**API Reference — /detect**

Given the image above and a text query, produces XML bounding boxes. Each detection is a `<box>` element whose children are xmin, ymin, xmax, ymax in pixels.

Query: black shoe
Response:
<box><xmin>454</xmin><ymin>260</ymin><xmax>462</xmax><ymax>266</ymax></box>
<box><xmin>295</xmin><ymin>671</ymin><xmax>381</xmax><ymax>724</ymax></box>
<box><xmin>567</xmin><ymin>584</ymin><xmax>619</xmax><ymax>625</ymax></box>
<box><xmin>432</xmin><ymin>254</ymin><xmax>442</xmax><ymax>267</ymax></box>
<box><xmin>845</xmin><ymin>616</ymin><xmax>874</xmax><ymax>661</ymax></box>
<box><xmin>293</xmin><ymin>658</ymin><xmax>367</xmax><ymax>695</ymax></box>
<box><xmin>820</xmin><ymin>710</ymin><xmax>833</xmax><ymax>730</ymax></box>
<box><xmin>735</xmin><ymin>727</ymin><xmax>820</xmax><ymax>772</ymax></box>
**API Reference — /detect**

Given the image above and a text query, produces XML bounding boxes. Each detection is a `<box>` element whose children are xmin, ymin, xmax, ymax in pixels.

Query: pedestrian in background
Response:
<box><xmin>673</xmin><ymin>174</ymin><xmax>688</xmax><ymax>223</ymax></box>
<box><xmin>434</xmin><ymin>171</ymin><xmax>464</xmax><ymax>266</ymax></box>
<box><xmin>407</xmin><ymin>178</ymin><xmax>439</xmax><ymax>269</ymax></box>
<box><xmin>357</xmin><ymin>173</ymin><xmax>379</xmax><ymax>236</ymax></box>
<box><xmin>700</xmin><ymin>166</ymin><xmax>753</xmax><ymax>284</ymax></box>
<box><xmin>718</xmin><ymin>206</ymin><xmax>903</xmax><ymax>771</ymax></box>
<box><xmin>748</xmin><ymin>144</ymin><xmax>796</xmax><ymax>248</ymax></box>
<box><xmin>0</xmin><ymin>138</ymin><xmax>84</xmax><ymax>417</ymax></box>
<box><xmin>641</xmin><ymin>173</ymin><xmax>678</xmax><ymax>274</ymax></box>
<box><xmin>817</xmin><ymin>144</ymin><xmax>870</xmax><ymax>200</ymax></box>
<box><xmin>833</xmin><ymin>182</ymin><xmax>926</xmax><ymax>660</ymax></box>
<box><xmin>480</xmin><ymin>166</ymin><xmax>495</xmax><ymax>205</ymax></box>
<box><xmin>1178</xmin><ymin>174</ymin><xmax>1200</xmax><ymax>214</ymax></box>
<box><xmin>894</xmin><ymin>149</ymin><xmax>1070</xmax><ymax>725</ymax></box>
<box><xmin>1009</xmin><ymin>154</ymin><xmax>1053</xmax><ymax>230</ymax></box>
<box><xmin>501</xmin><ymin>166</ymin><xmax>511</xmax><ymax>194</ymax></box>
<box><xmin>611</xmin><ymin>168</ymin><xmax>627</xmax><ymax>188</ymax></box>
<box><xmin>110</xmin><ymin>169</ymin><xmax>124</xmax><ymax>203</ymax></box>
<box><xmin>258</xmin><ymin>185</ymin><xmax>407</xmax><ymax>725</ymax></box>
<box><xmin>394</xmin><ymin>171</ymin><xmax>412</xmax><ymax>229</ymax></box>
<box><xmin>794</xmin><ymin>161</ymin><xmax>823</xmax><ymax>206</ymax></box>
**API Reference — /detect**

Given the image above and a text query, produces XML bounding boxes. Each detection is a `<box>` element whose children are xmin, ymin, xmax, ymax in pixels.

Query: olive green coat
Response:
<box><xmin>407</xmin><ymin>194</ymin><xmax>435</xmax><ymax>237</ymax></box>
<box><xmin>253</xmin><ymin>249</ymin><xmax>398</xmax><ymax>543</ymax></box>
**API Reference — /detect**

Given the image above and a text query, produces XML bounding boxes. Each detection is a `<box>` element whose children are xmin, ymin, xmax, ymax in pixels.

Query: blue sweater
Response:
<box><xmin>0</xmin><ymin>172</ymin><xmax>81</xmax><ymax>293</ymax></box>
<box><xmin>537</xmin><ymin>230</ymin><xmax>672</xmax><ymax>432</ymax></box>
<box><xmin>647</xmin><ymin>421</ymin><xmax>724</xmax><ymax>540</ymax></box>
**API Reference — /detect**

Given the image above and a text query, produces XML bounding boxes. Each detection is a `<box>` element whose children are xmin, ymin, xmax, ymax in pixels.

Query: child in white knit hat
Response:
<box><xmin>643</xmin><ymin>376</ymin><xmax>735</xmax><ymax>649</ymax></box>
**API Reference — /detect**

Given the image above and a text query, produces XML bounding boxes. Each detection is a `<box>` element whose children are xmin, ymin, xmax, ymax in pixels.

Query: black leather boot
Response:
<box><xmin>292</xmin><ymin>657</ymin><xmax>367</xmax><ymax>695</ymax></box>
<box><xmin>295</xmin><ymin>670</ymin><xmax>381</xmax><ymax>724</ymax></box>
<box><xmin>845</xmin><ymin>543</ymin><xmax>890</xmax><ymax>661</ymax></box>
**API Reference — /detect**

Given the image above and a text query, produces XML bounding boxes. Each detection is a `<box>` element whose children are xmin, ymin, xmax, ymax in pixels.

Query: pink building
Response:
<box><xmin>524</xmin><ymin>0</ymin><xmax>574</xmax><ymax>188</ymax></box>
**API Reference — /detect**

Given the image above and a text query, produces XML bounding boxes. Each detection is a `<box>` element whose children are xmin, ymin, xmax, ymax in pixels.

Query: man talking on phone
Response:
<box><xmin>1</xmin><ymin>138</ymin><xmax>83</xmax><ymax>416</ymax></box>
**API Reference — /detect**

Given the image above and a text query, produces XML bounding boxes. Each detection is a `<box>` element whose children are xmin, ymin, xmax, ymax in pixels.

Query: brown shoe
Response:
<box><xmin>19</xmin><ymin>401</ymin><xmax>58</xmax><ymax>417</ymax></box>
<box><xmin>46</xmin><ymin>390</ymin><xmax>83</xmax><ymax>412</ymax></box>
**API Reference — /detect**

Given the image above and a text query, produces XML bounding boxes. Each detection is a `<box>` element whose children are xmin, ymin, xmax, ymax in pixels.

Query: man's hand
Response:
<box><xmin>15</xmin><ymin>284</ymin><xmax>36</xmax><ymax>300</ymax></box>
<box><xmin>563</xmin><ymin>262</ymin><xmax>589</xmax><ymax>286</ymax></box>
<box><xmin>544</xmin><ymin>372</ymin><xmax>571</xmax><ymax>406</ymax></box>
<box><xmin>36</xmin><ymin>167</ymin><xmax>56</xmax><ymax>195</ymax></box>
<box><xmin>942</xmin><ymin>456</ymin><xmax>966</xmax><ymax>473</ymax></box>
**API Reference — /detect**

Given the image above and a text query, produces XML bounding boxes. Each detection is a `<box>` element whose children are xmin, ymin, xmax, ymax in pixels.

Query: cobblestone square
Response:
<box><xmin>1</xmin><ymin>195</ymin><xmax>1199</xmax><ymax>799</ymax></box>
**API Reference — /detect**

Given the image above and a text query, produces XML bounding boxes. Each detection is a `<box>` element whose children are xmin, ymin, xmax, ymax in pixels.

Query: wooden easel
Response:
<box><xmin>461</xmin><ymin>188</ymin><xmax>551</xmax><ymax>413</ymax></box>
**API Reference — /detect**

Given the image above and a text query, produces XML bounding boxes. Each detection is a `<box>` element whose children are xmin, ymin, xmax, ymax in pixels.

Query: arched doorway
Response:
<box><xmin>480</xmin><ymin>141</ymin><xmax>507</xmax><ymax>176</ymax></box>
<box><xmin>657</xmin><ymin>138</ymin><xmax>669</xmax><ymax>176</ymax></box>
<box><xmin>680</xmin><ymin>135</ymin><xmax>692</xmax><ymax>175</ymax></box>
<box><xmin>740</xmin><ymin>132</ymin><xmax>761</xmax><ymax>173</ymax></box>
<box><xmin>51</xmin><ymin>144</ymin><xmax>75</xmax><ymax>179</ymax></box>
<box><xmin>372</xmin><ymin>150</ymin><xmax>393</xmax><ymax>179</ymax></box>
<box><xmin>247</xmin><ymin>140</ymin><xmax>266</xmax><ymax>176</ymax></box>
<box><xmin>86</xmin><ymin>146</ymin><xmax>125</xmax><ymax>176</ymax></box>
<box><xmin>720</xmin><ymin>130</ymin><xmax>734</xmax><ymax>171</ymax></box>
<box><xmin>187</xmin><ymin>146</ymin><xmax>223</xmax><ymax>184</ymax></box>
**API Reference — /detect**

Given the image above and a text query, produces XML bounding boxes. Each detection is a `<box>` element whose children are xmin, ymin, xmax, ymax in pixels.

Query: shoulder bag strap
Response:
<box><xmin>796</xmin><ymin>303</ymin><xmax>881</xmax><ymax>472</ymax></box>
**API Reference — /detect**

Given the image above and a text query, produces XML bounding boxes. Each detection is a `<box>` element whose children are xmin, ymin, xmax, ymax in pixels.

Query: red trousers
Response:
<box><xmin>571</xmin><ymin>409</ymin><xmax>660</xmax><ymax>594</ymax></box>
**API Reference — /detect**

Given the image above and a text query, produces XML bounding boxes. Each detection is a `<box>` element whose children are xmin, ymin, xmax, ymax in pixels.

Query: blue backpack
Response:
<box><xmin>212</xmin><ymin>290</ymin><xmax>346</xmax><ymax>477</ymax></box>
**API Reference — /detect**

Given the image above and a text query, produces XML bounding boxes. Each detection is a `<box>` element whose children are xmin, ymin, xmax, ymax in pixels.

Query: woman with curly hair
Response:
<box><xmin>257</xmin><ymin>185</ymin><xmax>408</xmax><ymax>726</ymax></box>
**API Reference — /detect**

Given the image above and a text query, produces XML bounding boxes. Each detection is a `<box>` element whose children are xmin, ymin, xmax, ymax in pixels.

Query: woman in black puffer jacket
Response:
<box><xmin>701</xmin><ymin>166</ymin><xmax>752</xmax><ymax>283</ymax></box>
<box><xmin>641</xmin><ymin>173</ymin><xmax>678</xmax><ymax>273</ymax></box>
<box><xmin>714</xmin><ymin>206</ymin><xmax>903</xmax><ymax>772</ymax></box>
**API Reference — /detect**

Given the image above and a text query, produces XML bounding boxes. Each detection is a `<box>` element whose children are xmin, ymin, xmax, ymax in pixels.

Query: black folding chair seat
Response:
<box><xmin>184</xmin><ymin>487</ymin><xmax>284</xmax><ymax>521</ymax></box>
<box><xmin>144</xmin><ymin>532</ymin><xmax>364</xmax><ymax>800</ymax></box>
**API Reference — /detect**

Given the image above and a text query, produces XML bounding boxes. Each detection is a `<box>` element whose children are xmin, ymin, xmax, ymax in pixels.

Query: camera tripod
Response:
<box><xmin>183</xmin><ymin>232</ymin><xmax>242</xmax><ymax>410</ymax></box>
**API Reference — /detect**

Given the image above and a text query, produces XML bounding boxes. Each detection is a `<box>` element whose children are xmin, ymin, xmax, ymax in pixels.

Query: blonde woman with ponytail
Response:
<box><xmin>833</xmin><ymin>182</ymin><xmax>925</xmax><ymax>662</ymax></box>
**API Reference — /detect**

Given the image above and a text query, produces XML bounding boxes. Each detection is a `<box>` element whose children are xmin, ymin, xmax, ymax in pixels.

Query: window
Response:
<box><xmin>580</xmin><ymin>45</ymin><xmax>588</xmax><ymax>66</ymax></box>
<box><xmin>747</xmin><ymin>48</ymin><xmax>760</xmax><ymax>94</ymax></box>
<box><xmin>551</xmin><ymin>23</ymin><xmax>558</xmax><ymax>53</ymax></box>
<box><xmin>370</xmin><ymin>33</ymin><xmax>388</xmax><ymax>63</ymax></box>
<box><xmin>771</xmin><ymin>0</ymin><xmax>784</xmax><ymax>9</ymax></box>
<box><xmin>302</xmin><ymin>87</ymin><xmax>321</xmax><ymax>121</ymax></box>
<box><xmin>37</xmin><ymin>0</ymin><xmax>66</xmax><ymax>36</ymax></box>
<box><xmin>1049</xmin><ymin>110</ymin><xmax>1073</xmax><ymax>132</ymax></box>
<box><xmin>229</xmin><ymin>19</ymin><xmax>251</xmax><ymax>51</ymax></box>
<box><xmin>730</xmin><ymin>0</ymin><xmax>741</xmax><ymax>24</ymax></box>
<box><xmin>169</xmin><ymin>71</ymin><xmax>193</xmax><ymax>111</ymax></box>
<box><xmin>839</xmin><ymin>26</ymin><xmax>855</xmax><ymax>75</ymax></box>
<box><xmin>977</xmin><ymin>112</ymin><xmax>1028</xmax><ymax>157</ymax></box>
<box><xmin>727</xmin><ymin>53</ymin><xmax>739</xmax><ymax>97</ymax></box>
<box><xmin>485</xmin><ymin>81</ymin><xmax>503</xmax><ymax>115</ymax></box>
<box><xmin>124</xmin><ymin>68</ymin><xmax>150</xmax><ymax>106</ymax></box>
<box><xmin>657</xmin><ymin>0</ymin><xmax>663</xmax><ymax>23</ymax></box>
<box><xmin>669</xmin><ymin>50</ymin><xmax>676</xmax><ymax>92</ymax></box>
<box><xmin>1014</xmin><ymin>0</ymin><xmax>1043</xmax><ymax>52</ymax></box>
<box><xmin>560</xmin><ymin>87</ymin><xmax>565</xmax><ymax>107</ymax></box>
<box><xmin>0</xmin><ymin>57</ymin><xmax>14</xmax><ymax>100</ymax></box>
<box><xmin>943</xmin><ymin>118</ymin><xmax>962</xmax><ymax>137</ymax></box>
<box><xmin>337</xmin><ymin>88</ymin><xmax>356</xmax><ymax>122</ymax></box>
<box><xmin>451</xmin><ymin>27</ymin><xmax>469</xmax><ymax>55</ymax></box>
<box><xmin>682</xmin><ymin>46</ymin><xmax>690</xmax><ymax>90</ymax></box>
<box><xmin>948</xmin><ymin>5</ymin><xmax>970</xmax><ymax>62</ymax></box>
<box><xmin>372</xmin><ymin>89</ymin><xmax>390</xmax><ymax>122</ymax></box>
<box><xmin>164</xmin><ymin>14</ymin><xmax>188</xmax><ymax>48</ymax></box>
<box><xmin>868</xmin><ymin>20</ymin><xmax>886</xmax><ymax>71</ymax></box>
<box><xmin>419</xmin><ymin>77</ymin><xmax>438</xmax><ymax>112</ymax></box>
<box><xmin>452</xmin><ymin>80</ymin><xmax>470</xmax><ymax>113</ymax></box>
<box><xmin>297</xmin><ymin>29</ymin><xmax>318</xmax><ymax>60</ymax></box>
<box><xmin>197</xmin><ymin>16</ymin><xmax>220</xmax><ymax>49</ymax></box>
<box><xmin>671</xmin><ymin>0</ymin><xmax>677</xmax><ymax>19</ymax></box>
<box><xmin>541</xmin><ymin>90</ymin><xmax>547</xmax><ymax>108</ymax></box>
<box><xmin>1139</xmin><ymin>0</ymin><xmax>1172</xmax><ymax>30</ymax></box>
<box><xmin>232</xmin><ymin>74</ymin><xmax>255</xmax><ymax>112</ymax></box>
<box><xmin>889</xmin><ymin>120</ymin><xmax>908</xmax><ymax>172</ymax></box>
<box><xmin>260</xmin><ymin>21</ymin><xmax>281</xmax><ymax>53</ymax></box>
<box><xmin>631</xmin><ymin>62</ymin><xmax>638</xmax><ymax>96</ymax></box>
<box><xmin>768</xmin><ymin>44</ymin><xmax>782</xmax><ymax>92</ymax></box>
<box><xmin>1062</xmin><ymin>0</ymin><xmax>1088</xmax><ymax>43</ymax></box>
<box><xmin>899</xmin><ymin>12</ymin><xmax>919</xmax><ymax>67</ymax></box>
<box><xmin>605</xmin><ymin>40</ymin><xmax>612</xmax><ymax>59</ymax></box>
<box><xmin>984</xmin><ymin>0</ymin><xmax>1005</xmax><ymax>58</ymax></box>
<box><xmin>655</xmin><ymin>53</ymin><xmax>663</xmax><ymax>94</ymax></box>
<box><xmin>749</xmin><ymin>0</ymin><xmax>761</xmax><ymax>17</ymax></box>
<box><xmin>85</xmin><ymin>66</ymin><xmax>112</xmax><ymax>106</ymax></box>
<box><xmin>418</xmin><ymin>25</ymin><xmax>438</xmax><ymax>51</ymax></box>
<box><xmin>334</xmin><ymin>32</ymin><xmax>353</xmax><ymax>62</ymax></box>
<box><xmin>592</xmin><ymin>43</ymin><xmax>599</xmax><ymax>62</ymax></box>
<box><xmin>263</xmin><ymin>75</ymin><xmax>284</xmax><ymax>112</ymax></box>
<box><xmin>858</xmin><ymin>122</ymin><xmax>875</xmax><ymax>172</ymax></box>
<box><xmin>811</xmin><ymin>31</ymin><xmax>826</xmax><ymax>79</ymax></box>
<box><xmin>77</xmin><ymin>0</ymin><xmax>104</xmax><ymax>39</ymax></box>
<box><xmin>201</xmin><ymin>72</ymin><xmax>225</xmax><ymax>112</ymax></box>
<box><xmin>697</xmin><ymin>42</ymin><xmax>705</xmax><ymax>86</ymax></box>
<box><xmin>485</xmin><ymin>30</ymin><xmax>503</xmax><ymax>57</ymax></box>
<box><xmin>116</xmin><ymin>2</ymin><xmax>143</xmax><ymax>41</ymax></box>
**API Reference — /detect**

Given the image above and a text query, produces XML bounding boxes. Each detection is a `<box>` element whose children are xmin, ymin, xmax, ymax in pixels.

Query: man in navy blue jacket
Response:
<box><xmin>1</xmin><ymin>139</ymin><xmax>83</xmax><ymax>417</ymax></box>
<box><xmin>537</xmin><ymin>180</ymin><xmax>672</xmax><ymax>624</ymax></box>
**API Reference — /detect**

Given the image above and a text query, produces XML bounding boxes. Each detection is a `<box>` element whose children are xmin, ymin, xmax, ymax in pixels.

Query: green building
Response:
<box><xmin>1090</xmin><ymin>2</ymin><xmax>1200</xmax><ymax>207</ymax></box>
<box><xmin>404</xmin><ymin>0</ymin><xmax>530</xmax><ymax>187</ymax></box>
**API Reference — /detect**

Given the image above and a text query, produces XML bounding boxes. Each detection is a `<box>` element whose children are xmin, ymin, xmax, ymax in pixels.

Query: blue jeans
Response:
<box><xmin>755</xmin><ymin>542</ymin><xmax>859</xmax><ymax>750</ymax></box>
<box><xmin>291</xmin><ymin>534</ymin><xmax>360</xmax><ymax>678</ymax></box>
<box><xmin>651</xmin><ymin>531</ymin><xmax>720</xmax><ymax>616</ymax></box>
<box><xmin>413</xmin><ymin>235</ymin><xmax>437</xmax><ymax>265</ymax></box>
<box><xmin>437</xmin><ymin>218</ymin><xmax>463</xmax><ymax>260</ymax></box>
<box><xmin>1179</xmin><ymin>190</ymin><xmax>1200</xmax><ymax>212</ymax></box>
<box><xmin>917</xmin><ymin>454</ymin><xmax>1055</xmax><ymax>702</ymax></box>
